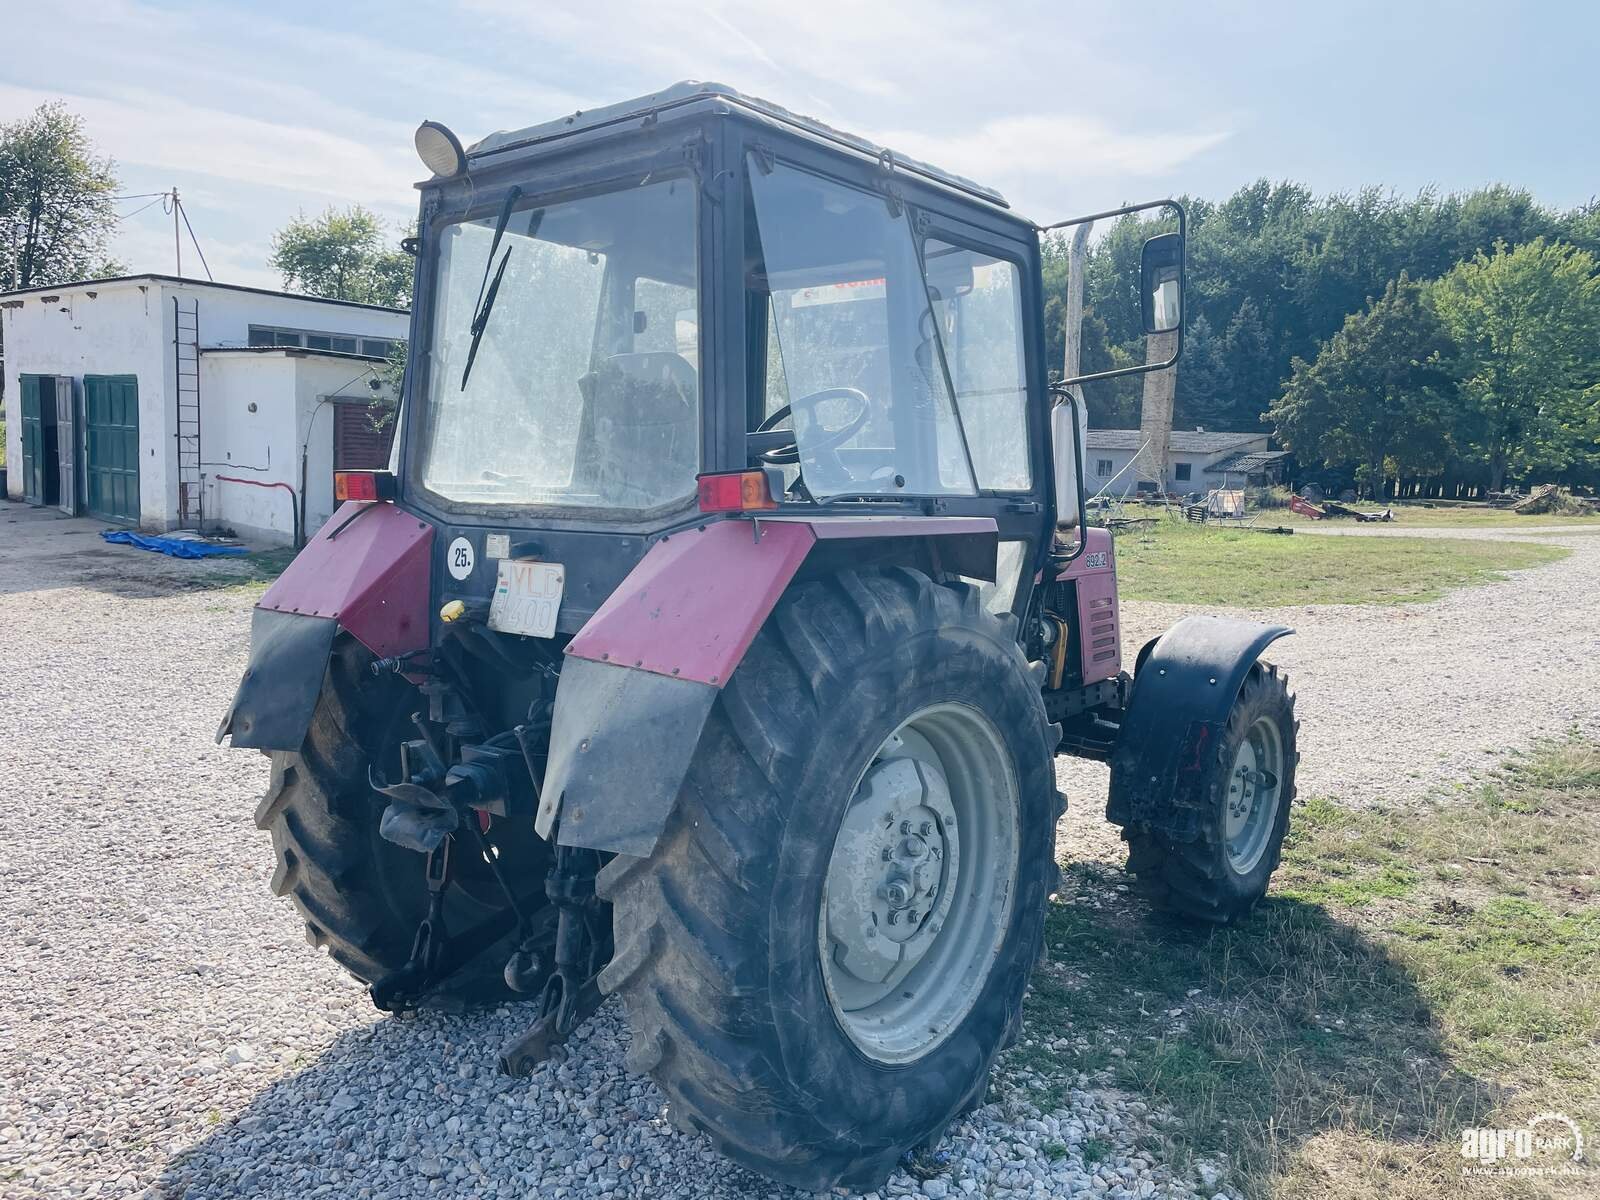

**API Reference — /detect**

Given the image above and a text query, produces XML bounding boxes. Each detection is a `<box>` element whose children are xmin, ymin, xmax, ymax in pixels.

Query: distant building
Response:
<box><xmin>1084</xmin><ymin>428</ymin><xmax>1288</xmax><ymax>497</ymax></box>
<box><xmin>2</xmin><ymin>274</ymin><xmax>408</xmax><ymax>545</ymax></box>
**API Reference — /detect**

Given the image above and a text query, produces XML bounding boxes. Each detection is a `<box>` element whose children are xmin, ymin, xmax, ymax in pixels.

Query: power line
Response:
<box><xmin>115</xmin><ymin>195</ymin><xmax>167</xmax><ymax>221</ymax></box>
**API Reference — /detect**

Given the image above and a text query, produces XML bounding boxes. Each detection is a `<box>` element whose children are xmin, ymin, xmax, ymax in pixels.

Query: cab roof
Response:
<box><xmin>467</xmin><ymin>81</ymin><xmax>1010</xmax><ymax>212</ymax></box>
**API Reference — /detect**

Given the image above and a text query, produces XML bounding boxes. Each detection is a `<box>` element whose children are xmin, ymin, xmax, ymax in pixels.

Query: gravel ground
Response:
<box><xmin>3</xmin><ymin>504</ymin><xmax>1597</xmax><ymax>1200</ymax></box>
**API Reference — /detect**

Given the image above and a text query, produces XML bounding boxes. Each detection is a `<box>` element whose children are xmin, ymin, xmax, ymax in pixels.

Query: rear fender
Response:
<box><xmin>217</xmin><ymin>501</ymin><xmax>433</xmax><ymax>751</ymax></box>
<box><xmin>539</xmin><ymin>514</ymin><xmax>999</xmax><ymax>854</ymax></box>
<box><xmin>1107</xmin><ymin>615</ymin><xmax>1291</xmax><ymax>840</ymax></box>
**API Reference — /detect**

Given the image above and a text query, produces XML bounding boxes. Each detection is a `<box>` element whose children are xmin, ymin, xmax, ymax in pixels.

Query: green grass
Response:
<box><xmin>1111</xmin><ymin>517</ymin><xmax>1567</xmax><ymax>606</ymax></box>
<box><xmin>1011</xmin><ymin>737</ymin><xmax>1600</xmax><ymax>1199</ymax></box>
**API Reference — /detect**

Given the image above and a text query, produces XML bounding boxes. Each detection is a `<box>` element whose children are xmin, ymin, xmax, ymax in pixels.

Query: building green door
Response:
<box><xmin>84</xmin><ymin>375</ymin><xmax>141</xmax><ymax>523</ymax></box>
<box><xmin>19</xmin><ymin>375</ymin><xmax>45</xmax><ymax>503</ymax></box>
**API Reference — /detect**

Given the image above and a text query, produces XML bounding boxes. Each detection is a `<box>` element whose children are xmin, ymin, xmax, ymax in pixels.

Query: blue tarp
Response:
<box><xmin>101</xmin><ymin>530</ymin><xmax>249</xmax><ymax>559</ymax></box>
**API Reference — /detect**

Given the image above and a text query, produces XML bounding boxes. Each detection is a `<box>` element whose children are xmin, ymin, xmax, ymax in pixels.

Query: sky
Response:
<box><xmin>6</xmin><ymin>0</ymin><xmax>1598</xmax><ymax>292</ymax></box>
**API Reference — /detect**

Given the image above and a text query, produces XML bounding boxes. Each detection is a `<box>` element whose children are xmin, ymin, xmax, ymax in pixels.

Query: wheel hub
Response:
<box><xmin>1222</xmin><ymin>716</ymin><xmax>1284</xmax><ymax>875</ymax></box>
<box><xmin>824</xmin><ymin>755</ymin><xmax>959</xmax><ymax>986</ymax></box>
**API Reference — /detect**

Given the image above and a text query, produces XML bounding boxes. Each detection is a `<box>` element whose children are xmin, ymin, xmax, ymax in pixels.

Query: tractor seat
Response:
<box><xmin>578</xmin><ymin>352</ymin><xmax>698</xmax><ymax>509</ymax></box>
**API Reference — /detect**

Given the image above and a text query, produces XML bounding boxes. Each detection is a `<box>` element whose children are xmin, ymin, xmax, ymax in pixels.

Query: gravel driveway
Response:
<box><xmin>3</xmin><ymin>504</ymin><xmax>1596</xmax><ymax>1200</ymax></box>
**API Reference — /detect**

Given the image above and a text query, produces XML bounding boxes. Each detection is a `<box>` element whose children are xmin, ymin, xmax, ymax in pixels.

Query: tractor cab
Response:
<box><xmin>398</xmin><ymin>83</ymin><xmax>1055</xmax><ymax>634</ymax></box>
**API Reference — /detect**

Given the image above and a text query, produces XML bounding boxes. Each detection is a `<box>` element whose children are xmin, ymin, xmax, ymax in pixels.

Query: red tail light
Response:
<box><xmin>697</xmin><ymin>470</ymin><xmax>779</xmax><ymax>513</ymax></box>
<box><xmin>335</xmin><ymin>471</ymin><xmax>396</xmax><ymax>502</ymax></box>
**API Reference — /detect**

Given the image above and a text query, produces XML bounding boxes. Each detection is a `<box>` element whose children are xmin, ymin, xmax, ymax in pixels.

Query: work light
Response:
<box><xmin>414</xmin><ymin>120</ymin><xmax>466</xmax><ymax>178</ymax></box>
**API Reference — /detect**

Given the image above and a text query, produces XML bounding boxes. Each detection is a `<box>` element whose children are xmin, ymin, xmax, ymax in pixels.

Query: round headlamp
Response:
<box><xmin>414</xmin><ymin>120</ymin><xmax>466</xmax><ymax>178</ymax></box>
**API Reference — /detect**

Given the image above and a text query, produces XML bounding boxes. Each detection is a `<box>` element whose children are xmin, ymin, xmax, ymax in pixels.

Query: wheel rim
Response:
<box><xmin>818</xmin><ymin>703</ymin><xmax>1019</xmax><ymax>1064</ymax></box>
<box><xmin>1223</xmin><ymin>714</ymin><xmax>1284</xmax><ymax>875</ymax></box>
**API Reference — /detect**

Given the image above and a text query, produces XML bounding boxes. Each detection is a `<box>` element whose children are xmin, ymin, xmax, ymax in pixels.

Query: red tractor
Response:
<box><xmin>221</xmin><ymin>83</ymin><xmax>1296</xmax><ymax>1190</ymax></box>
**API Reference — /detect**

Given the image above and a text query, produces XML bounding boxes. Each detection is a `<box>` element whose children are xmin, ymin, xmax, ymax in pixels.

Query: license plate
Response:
<box><xmin>488</xmin><ymin>559</ymin><xmax>564</xmax><ymax>638</ymax></box>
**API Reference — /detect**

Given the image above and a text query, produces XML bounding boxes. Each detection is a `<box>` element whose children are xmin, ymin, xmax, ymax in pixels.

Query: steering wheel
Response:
<box><xmin>756</xmin><ymin>387</ymin><xmax>871</xmax><ymax>465</ymax></box>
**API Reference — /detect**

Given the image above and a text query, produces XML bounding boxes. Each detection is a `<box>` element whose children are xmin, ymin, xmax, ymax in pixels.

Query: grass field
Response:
<box><xmin>1111</xmin><ymin>518</ymin><xmax>1568</xmax><ymax>606</ymax></box>
<box><xmin>1014</xmin><ymin>737</ymin><xmax>1600</xmax><ymax>1199</ymax></box>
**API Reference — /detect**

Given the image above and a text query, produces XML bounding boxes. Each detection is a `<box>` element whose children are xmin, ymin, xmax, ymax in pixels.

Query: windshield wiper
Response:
<box><xmin>459</xmin><ymin>186</ymin><xmax>522</xmax><ymax>391</ymax></box>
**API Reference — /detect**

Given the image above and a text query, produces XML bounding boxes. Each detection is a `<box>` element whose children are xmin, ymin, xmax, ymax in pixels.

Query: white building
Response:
<box><xmin>1084</xmin><ymin>429</ymin><xmax>1288</xmax><ymax>497</ymax></box>
<box><xmin>2</xmin><ymin>274</ymin><xmax>409</xmax><ymax>544</ymax></box>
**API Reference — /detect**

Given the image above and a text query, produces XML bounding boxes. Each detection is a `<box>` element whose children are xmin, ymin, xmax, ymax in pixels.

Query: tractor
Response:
<box><xmin>220</xmin><ymin>82</ymin><xmax>1297</xmax><ymax>1190</ymax></box>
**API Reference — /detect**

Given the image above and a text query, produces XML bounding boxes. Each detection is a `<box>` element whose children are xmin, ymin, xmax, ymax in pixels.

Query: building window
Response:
<box><xmin>247</xmin><ymin>325</ymin><xmax>392</xmax><ymax>357</ymax></box>
<box><xmin>1175</xmin><ymin>462</ymin><xmax>1192</xmax><ymax>482</ymax></box>
<box><xmin>1096</xmin><ymin>458</ymin><xmax>1114</xmax><ymax>477</ymax></box>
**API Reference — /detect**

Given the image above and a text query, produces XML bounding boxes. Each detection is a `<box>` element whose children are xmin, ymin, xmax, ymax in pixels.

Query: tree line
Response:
<box><xmin>1046</xmin><ymin>182</ymin><xmax>1600</xmax><ymax>495</ymax></box>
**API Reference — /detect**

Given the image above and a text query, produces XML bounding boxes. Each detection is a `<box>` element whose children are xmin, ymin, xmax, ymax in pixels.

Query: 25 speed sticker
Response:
<box><xmin>447</xmin><ymin>536</ymin><xmax>475</xmax><ymax>580</ymax></box>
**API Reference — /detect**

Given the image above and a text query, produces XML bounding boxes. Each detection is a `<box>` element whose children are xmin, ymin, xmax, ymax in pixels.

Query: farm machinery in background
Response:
<box><xmin>218</xmin><ymin>84</ymin><xmax>1299</xmax><ymax>1190</ymax></box>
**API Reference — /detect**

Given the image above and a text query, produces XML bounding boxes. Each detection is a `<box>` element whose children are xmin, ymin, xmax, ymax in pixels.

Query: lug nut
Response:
<box><xmin>919</xmin><ymin>821</ymin><xmax>933</xmax><ymax>836</ymax></box>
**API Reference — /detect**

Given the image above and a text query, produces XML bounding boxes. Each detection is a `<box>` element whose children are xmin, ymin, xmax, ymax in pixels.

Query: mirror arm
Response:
<box><xmin>1044</xmin><ymin>198</ymin><xmax>1186</xmax><ymax>388</ymax></box>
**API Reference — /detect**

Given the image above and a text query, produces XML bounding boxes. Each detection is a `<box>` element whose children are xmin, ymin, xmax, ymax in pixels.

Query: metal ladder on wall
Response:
<box><xmin>174</xmin><ymin>297</ymin><xmax>202</xmax><ymax>529</ymax></box>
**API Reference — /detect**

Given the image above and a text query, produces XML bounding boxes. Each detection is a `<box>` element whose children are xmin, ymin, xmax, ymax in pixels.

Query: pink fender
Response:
<box><xmin>564</xmin><ymin>514</ymin><xmax>1000</xmax><ymax>686</ymax></box>
<box><xmin>219</xmin><ymin>501</ymin><xmax>433</xmax><ymax>752</ymax></box>
<box><xmin>541</xmin><ymin>513</ymin><xmax>999</xmax><ymax>854</ymax></box>
<box><xmin>258</xmin><ymin>500</ymin><xmax>434</xmax><ymax>659</ymax></box>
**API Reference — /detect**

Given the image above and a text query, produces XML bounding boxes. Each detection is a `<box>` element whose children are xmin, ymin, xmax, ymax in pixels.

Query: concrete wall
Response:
<box><xmin>200</xmin><ymin>350</ymin><xmax>395</xmax><ymax>545</ymax></box>
<box><xmin>3</xmin><ymin>282</ymin><xmax>171</xmax><ymax>520</ymax></box>
<box><xmin>2</xmin><ymin>276</ymin><xmax>406</xmax><ymax>533</ymax></box>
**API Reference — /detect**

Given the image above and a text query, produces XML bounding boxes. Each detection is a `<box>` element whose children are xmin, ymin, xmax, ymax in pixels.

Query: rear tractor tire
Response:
<box><xmin>597</xmin><ymin>568</ymin><xmax>1061</xmax><ymax>1191</ymax></box>
<box><xmin>1125</xmin><ymin>663</ymin><xmax>1297</xmax><ymax>924</ymax></box>
<box><xmin>255</xmin><ymin>637</ymin><xmax>554</xmax><ymax>1006</ymax></box>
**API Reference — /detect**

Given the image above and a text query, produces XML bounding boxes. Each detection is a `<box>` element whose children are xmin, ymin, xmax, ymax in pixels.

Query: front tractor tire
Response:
<box><xmin>1125</xmin><ymin>663</ymin><xmax>1298</xmax><ymax>924</ymax></box>
<box><xmin>597</xmin><ymin>569</ymin><xmax>1061</xmax><ymax>1191</ymax></box>
<box><xmin>255</xmin><ymin>638</ymin><xmax>552</xmax><ymax>1006</ymax></box>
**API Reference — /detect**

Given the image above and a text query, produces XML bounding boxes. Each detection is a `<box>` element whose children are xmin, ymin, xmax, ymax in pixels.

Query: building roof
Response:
<box><xmin>200</xmin><ymin>345</ymin><xmax>390</xmax><ymax>364</ymax></box>
<box><xmin>0</xmin><ymin>273</ymin><xmax>408</xmax><ymax>314</ymax></box>
<box><xmin>467</xmin><ymin>81</ymin><xmax>1010</xmax><ymax>210</ymax></box>
<box><xmin>1084</xmin><ymin>429</ymin><xmax>1266</xmax><ymax>454</ymax></box>
<box><xmin>1207</xmin><ymin>450</ymin><xmax>1291</xmax><ymax>474</ymax></box>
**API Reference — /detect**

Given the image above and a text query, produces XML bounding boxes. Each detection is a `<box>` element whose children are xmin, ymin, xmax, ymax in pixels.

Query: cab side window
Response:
<box><xmin>922</xmin><ymin>240</ymin><xmax>1031</xmax><ymax>491</ymax></box>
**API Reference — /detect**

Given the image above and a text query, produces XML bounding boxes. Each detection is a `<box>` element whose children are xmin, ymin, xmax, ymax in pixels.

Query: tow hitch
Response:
<box><xmin>499</xmin><ymin>842</ymin><xmax>611</xmax><ymax>1074</ymax></box>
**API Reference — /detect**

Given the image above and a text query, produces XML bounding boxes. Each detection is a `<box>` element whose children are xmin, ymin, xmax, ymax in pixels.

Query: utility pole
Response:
<box><xmin>1136</xmin><ymin>329</ymin><xmax>1179</xmax><ymax>493</ymax></box>
<box><xmin>1061</xmin><ymin>221</ymin><xmax>1093</xmax><ymax>388</ymax></box>
<box><xmin>172</xmin><ymin>187</ymin><xmax>182</xmax><ymax>277</ymax></box>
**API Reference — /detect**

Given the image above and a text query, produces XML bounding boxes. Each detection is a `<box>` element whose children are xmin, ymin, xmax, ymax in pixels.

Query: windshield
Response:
<box><xmin>746</xmin><ymin>158</ymin><xmax>977</xmax><ymax>500</ymax></box>
<box><xmin>416</xmin><ymin>177</ymin><xmax>699</xmax><ymax>513</ymax></box>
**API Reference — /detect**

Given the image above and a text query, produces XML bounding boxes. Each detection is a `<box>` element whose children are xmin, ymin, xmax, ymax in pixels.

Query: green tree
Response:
<box><xmin>1269</xmin><ymin>275</ymin><xmax>1459</xmax><ymax>498</ymax></box>
<box><xmin>1432</xmin><ymin>239</ymin><xmax>1600</xmax><ymax>490</ymax></box>
<box><xmin>1172</xmin><ymin>313</ymin><xmax>1233</xmax><ymax>428</ymax></box>
<box><xmin>0</xmin><ymin>102</ymin><xmax>120</xmax><ymax>291</ymax></box>
<box><xmin>269</xmin><ymin>206</ymin><xmax>412</xmax><ymax>308</ymax></box>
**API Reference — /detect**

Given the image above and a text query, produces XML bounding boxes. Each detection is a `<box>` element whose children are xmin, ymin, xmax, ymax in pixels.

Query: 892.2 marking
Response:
<box><xmin>447</xmin><ymin>536</ymin><xmax>476</xmax><ymax>580</ymax></box>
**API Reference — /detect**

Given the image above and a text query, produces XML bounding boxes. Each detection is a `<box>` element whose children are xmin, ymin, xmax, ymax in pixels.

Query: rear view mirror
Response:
<box><xmin>1140</xmin><ymin>232</ymin><xmax>1183</xmax><ymax>334</ymax></box>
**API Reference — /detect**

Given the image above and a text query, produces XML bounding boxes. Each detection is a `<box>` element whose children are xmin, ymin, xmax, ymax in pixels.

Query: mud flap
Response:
<box><xmin>536</xmin><ymin>656</ymin><xmax>717</xmax><ymax>856</ymax></box>
<box><xmin>1107</xmin><ymin>615</ymin><xmax>1291</xmax><ymax>841</ymax></box>
<box><xmin>216</xmin><ymin>609</ymin><xmax>338</xmax><ymax>751</ymax></box>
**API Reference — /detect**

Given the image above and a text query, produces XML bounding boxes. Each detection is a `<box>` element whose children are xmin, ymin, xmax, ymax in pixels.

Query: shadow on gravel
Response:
<box><xmin>1014</xmin><ymin>861</ymin><xmax>1496</xmax><ymax>1198</ymax></box>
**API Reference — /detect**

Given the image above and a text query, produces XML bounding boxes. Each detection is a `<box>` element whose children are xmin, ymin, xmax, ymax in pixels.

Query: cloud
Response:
<box><xmin>0</xmin><ymin>81</ymin><xmax>417</xmax><ymax>211</ymax></box>
<box><xmin>875</xmin><ymin>114</ymin><xmax>1231</xmax><ymax>218</ymax></box>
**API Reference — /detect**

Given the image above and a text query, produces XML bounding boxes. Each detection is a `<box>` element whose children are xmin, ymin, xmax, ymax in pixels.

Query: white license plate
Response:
<box><xmin>487</xmin><ymin>559</ymin><xmax>565</xmax><ymax>638</ymax></box>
